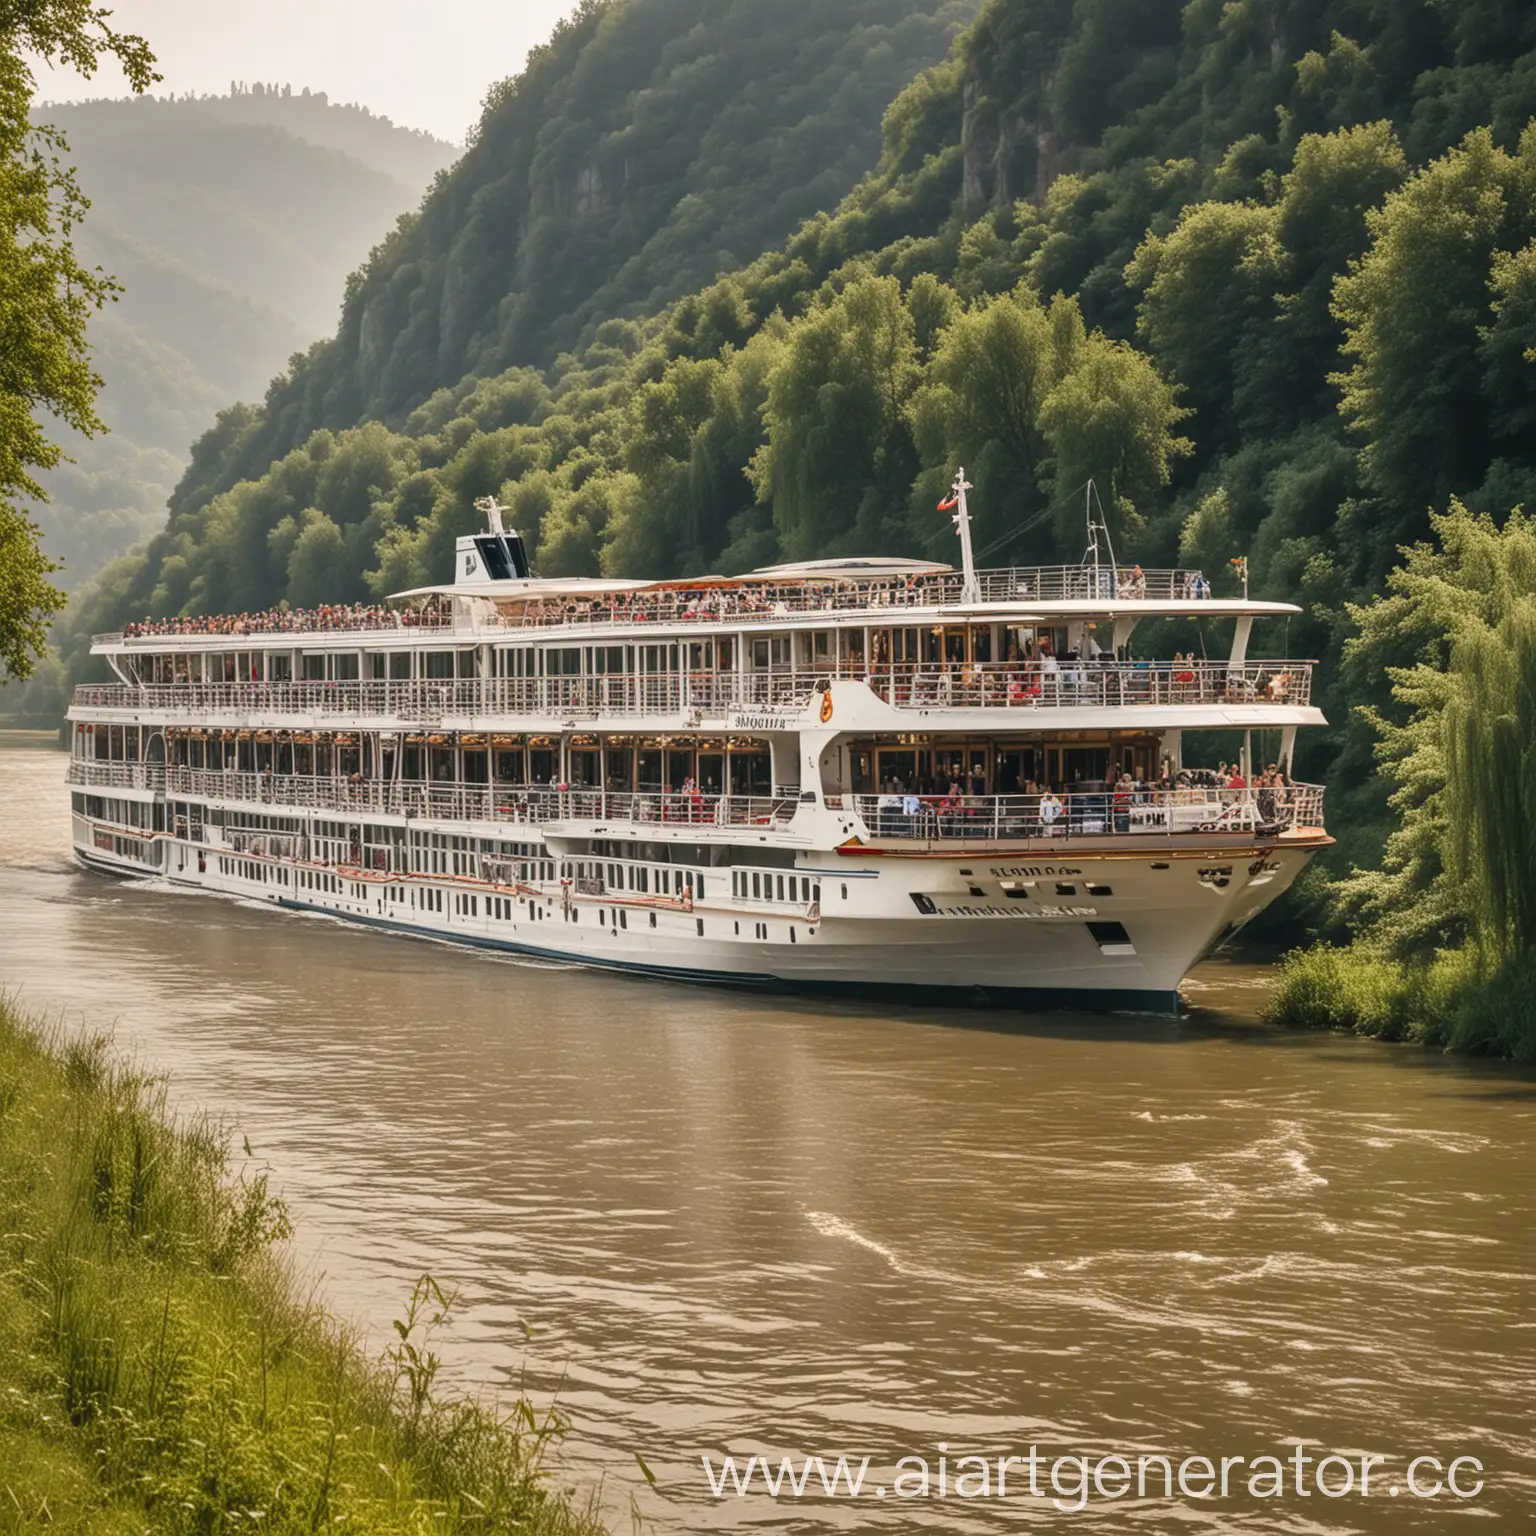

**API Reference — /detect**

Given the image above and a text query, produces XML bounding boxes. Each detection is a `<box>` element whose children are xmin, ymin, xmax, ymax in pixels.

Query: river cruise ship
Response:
<box><xmin>65</xmin><ymin>477</ymin><xmax>1330</xmax><ymax>1012</ymax></box>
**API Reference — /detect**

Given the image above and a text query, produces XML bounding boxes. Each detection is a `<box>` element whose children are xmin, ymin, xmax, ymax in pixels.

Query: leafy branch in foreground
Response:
<box><xmin>0</xmin><ymin>1</ymin><xmax>157</xmax><ymax>677</ymax></box>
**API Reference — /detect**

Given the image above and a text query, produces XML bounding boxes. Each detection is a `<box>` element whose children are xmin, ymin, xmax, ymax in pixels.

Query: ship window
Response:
<box><xmin>1086</xmin><ymin>884</ymin><xmax>1113</xmax><ymax>897</ymax></box>
<box><xmin>1055</xmin><ymin>883</ymin><xmax>1077</xmax><ymax>896</ymax></box>
<box><xmin>752</xmin><ymin>873</ymin><xmax>761</xmax><ymax>899</ymax></box>
<box><xmin>696</xmin><ymin>918</ymin><xmax>704</xmax><ymax>937</ymax></box>
<box><xmin>1087</xmin><ymin>920</ymin><xmax>1135</xmax><ymax>955</ymax></box>
<box><xmin>620</xmin><ymin>910</ymin><xmax>628</xmax><ymax>930</ymax></box>
<box><xmin>649</xmin><ymin>912</ymin><xmax>657</xmax><ymax>928</ymax></box>
<box><xmin>776</xmin><ymin>875</ymin><xmax>785</xmax><ymax>901</ymax></box>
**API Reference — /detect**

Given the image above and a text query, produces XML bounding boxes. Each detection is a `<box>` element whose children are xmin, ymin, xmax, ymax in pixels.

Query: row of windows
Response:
<box><xmin>732</xmin><ymin>871</ymin><xmax>821</xmax><ymax>905</ymax></box>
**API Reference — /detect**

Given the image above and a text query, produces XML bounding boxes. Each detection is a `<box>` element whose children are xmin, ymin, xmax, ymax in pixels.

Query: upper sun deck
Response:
<box><xmin>94</xmin><ymin>559</ymin><xmax>1296</xmax><ymax>655</ymax></box>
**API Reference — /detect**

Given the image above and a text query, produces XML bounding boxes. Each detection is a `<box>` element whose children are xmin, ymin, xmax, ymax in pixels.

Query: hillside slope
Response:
<box><xmin>204</xmin><ymin>0</ymin><xmax>978</xmax><ymax>466</ymax></box>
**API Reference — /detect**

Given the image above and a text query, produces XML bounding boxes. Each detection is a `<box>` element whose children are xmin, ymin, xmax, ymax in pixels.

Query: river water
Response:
<box><xmin>3</xmin><ymin>746</ymin><xmax>1533</xmax><ymax>1531</ymax></box>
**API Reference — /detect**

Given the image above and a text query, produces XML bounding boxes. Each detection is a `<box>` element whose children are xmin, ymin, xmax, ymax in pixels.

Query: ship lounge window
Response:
<box><xmin>752</xmin><ymin>873</ymin><xmax>762</xmax><ymax>899</ymax></box>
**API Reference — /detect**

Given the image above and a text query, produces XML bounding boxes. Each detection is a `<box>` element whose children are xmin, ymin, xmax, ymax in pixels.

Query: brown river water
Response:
<box><xmin>2</xmin><ymin>746</ymin><xmax>1533</xmax><ymax>1531</ymax></box>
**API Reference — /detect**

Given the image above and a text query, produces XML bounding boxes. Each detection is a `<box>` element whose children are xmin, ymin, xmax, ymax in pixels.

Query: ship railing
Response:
<box><xmin>852</xmin><ymin>785</ymin><xmax>1325</xmax><ymax>842</ymax></box>
<box><xmin>863</xmin><ymin>658</ymin><xmax>1312</xmax><ymax>709</ymax></box>
<box><xmin>69</xmin><ymin>658</ymin><xmax>1313</xmax><ymax>719</ymax></box>
<box><xmin>546</xmin><ymin>789</ymin><xmax>798</xmax><ymax>830</ymax></box>
<box><xmin>66</xmin><ymin>760</ymin><xmax>167</xmax><ymax>790</ymax></box>
<box><xmin>507</xmin><ymin>565</ymin><xmax>1210</xmax><ymax>628</ymax></box>
<box><xmin>154</xmin><ymin>767</ymin><xmax>798</xmax><ymax>832</ymax></box>
<box><xmin>96</xmin><ymin>566</ymin><xmax>1216</xmax><ymax>649</ymax></box>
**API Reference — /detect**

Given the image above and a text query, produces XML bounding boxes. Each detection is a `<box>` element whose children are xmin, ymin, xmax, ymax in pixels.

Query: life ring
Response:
<box><xmin>819</xmin><ymin>692</ymin><xmax>834</xmax><ymax>723</ymax></box>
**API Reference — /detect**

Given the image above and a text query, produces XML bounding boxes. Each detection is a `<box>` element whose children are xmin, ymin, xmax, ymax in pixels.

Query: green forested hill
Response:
<box><xmin>22</xmin><ymin>94</ymin><xmax>459</xmax><ymax>597</ymax></box>
<box><xmin>53</xmin><ymin>0</ymin><xmax>1536</xmax><ymax>907</ymax></box>
<box><xmin>193</xmin><ymin>0</ymin><xmax>978</xmax><ymax>463</ymax></box>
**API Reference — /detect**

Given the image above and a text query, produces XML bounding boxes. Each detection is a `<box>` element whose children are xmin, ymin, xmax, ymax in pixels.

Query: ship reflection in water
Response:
<box><xmin>2</xmin><ymin>746</ymin><xmax>1533</xmax><ymax>1533</ymax></box>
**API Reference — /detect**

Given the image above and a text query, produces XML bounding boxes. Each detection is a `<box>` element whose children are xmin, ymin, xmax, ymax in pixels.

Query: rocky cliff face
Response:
<box><xmin>961</xmin><ymin>65</ymin><xmax>1079</xmax><ymax>217</ymax></box>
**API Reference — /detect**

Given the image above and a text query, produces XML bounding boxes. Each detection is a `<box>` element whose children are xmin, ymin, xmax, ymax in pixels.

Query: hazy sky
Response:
<box><xmin>32</xmin><ymin>0</ymin><xmax>580</xmax><ymax>142</ymax></box>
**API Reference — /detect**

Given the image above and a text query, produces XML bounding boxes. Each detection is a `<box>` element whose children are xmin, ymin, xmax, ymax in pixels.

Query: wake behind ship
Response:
<box><xmin>66</xmin><ymin>477</ymin><xmax>1330</xmax><ymax>1012</ymax></box>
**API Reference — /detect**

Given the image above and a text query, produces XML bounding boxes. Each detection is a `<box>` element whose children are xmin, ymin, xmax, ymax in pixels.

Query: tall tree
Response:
<box><xmin>0</xmin><ymin>1</ymin><xmax>156</xmax><ymax>677</ymax></box>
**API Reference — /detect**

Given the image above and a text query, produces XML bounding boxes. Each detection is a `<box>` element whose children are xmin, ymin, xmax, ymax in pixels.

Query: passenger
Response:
<box><xmin>1039</xmin><ymin>790</ymin><xmax>1064</xmax><ymax>835</ymax></box>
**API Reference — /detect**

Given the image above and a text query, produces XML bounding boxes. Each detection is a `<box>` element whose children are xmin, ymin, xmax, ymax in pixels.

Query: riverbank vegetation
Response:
<box><xmin>1266</xmin><ymin>506</ymin><xmax>1536</xmax><ymax>1063</ymax></box>
<box><xmin>0</xmin><ymin>995</ymin><xmax>607</xmax><ymax>1534</ymax></box>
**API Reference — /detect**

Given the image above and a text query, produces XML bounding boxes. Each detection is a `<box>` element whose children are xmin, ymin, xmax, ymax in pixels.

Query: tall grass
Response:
<box><xmin>1264</xmin><ymin>945</ymin><xmax>1536</xmax><ymax>1062</ymax></box>
<box><xmin>0</xmin><ymin>995</ymin><xmax>610</xmax><ymax>1535</ymax></box>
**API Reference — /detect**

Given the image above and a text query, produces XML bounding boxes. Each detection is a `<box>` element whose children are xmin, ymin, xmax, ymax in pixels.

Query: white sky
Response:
<box><xmin>32</xmin><ymin>0</ymin><xmax>581</xmax><ymax>142</ymax></box>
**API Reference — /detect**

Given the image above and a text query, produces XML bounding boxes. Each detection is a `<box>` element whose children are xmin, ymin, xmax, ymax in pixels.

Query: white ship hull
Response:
<box><xmin>71</xmin><ymin>813</ymin><xmax>1317</xmax><ymax>1014</ymax></box>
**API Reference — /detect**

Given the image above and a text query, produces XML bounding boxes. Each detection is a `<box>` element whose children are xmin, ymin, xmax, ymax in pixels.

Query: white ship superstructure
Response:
<box><xmin>65</xmin><ymin>479</ymin><xmax>1331</xmax><ymax>1012</ymax></box>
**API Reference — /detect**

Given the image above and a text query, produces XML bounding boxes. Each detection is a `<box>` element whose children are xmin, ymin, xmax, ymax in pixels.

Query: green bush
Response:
<box><xmin>1266</xmin><ymin>944</ymin><xmax>1536</xmax><ymax>1063</ymax></box>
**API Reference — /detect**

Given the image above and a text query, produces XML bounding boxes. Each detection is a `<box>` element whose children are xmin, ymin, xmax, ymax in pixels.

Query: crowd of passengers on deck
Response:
<box><xmin>861</xmin><ymin>763</ymin><xmax>1300</xmax><ymax>836</ymax></box>
<box><xmin>120</xmin><ymin>563</ymin><xmax>1217</xmax><ymax>640</ymax></box>
<box><xmin>222</xmin><ymin>758</ymin><xmax>1302</xmax><ymax>840</ymax></box>
<box><xmin>124</xmin><ymin>603</ymin><xmax>443</xmax><ymax>638</ymax></box>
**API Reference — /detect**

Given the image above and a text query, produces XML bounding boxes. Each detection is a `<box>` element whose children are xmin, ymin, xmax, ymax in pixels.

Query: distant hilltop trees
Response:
<box><xmin>37</xmin><ymin>84</ymin><xmax>453</xmax><ymax>146</ymax></box>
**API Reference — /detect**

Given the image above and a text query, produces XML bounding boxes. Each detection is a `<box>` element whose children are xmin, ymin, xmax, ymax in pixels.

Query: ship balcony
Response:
<box><xmin>66</xmin><ymin>763</ymin><xmax>1326</xmax><ymax>849</ymax></box>
<box><xmin>69</xmin><ymin>658</ymin><xmax>1314</xmax><ymax>724</ymax></box>
<box><xmin>848</xmin><ymin>785</ymin><xmax>1327</xmax><ymax>847</ymax></box>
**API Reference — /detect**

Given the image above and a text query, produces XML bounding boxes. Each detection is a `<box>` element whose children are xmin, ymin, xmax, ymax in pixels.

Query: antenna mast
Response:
<box><xmin>1083</xmin><ymin>478</ymin><xmax>1119</xmax><ymax>588</ymax></box>
<box><xmin>947</xmin><ymin>468</ymin><xmax>980</xmax><ymax>603</ymax></box>
<box><xmin>474</xmin><ymin>494</ymin><xmax>507</xmax><ymax>537</ymax></box>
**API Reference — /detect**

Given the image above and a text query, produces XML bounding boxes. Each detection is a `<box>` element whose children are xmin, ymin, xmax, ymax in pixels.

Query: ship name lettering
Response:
<box><xmin>989</xmin><ymin>865</ymin><xmax>1082</xmax><ymax>878</ymax></box>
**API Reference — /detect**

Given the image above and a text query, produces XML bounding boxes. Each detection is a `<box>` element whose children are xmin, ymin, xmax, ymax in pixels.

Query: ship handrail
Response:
<box><xmin>68</xmin><ymin>658</ymin><xmax>1315</xmax><ymax>717</ymax></box>
<box><xmin>850</xmin><ymin>786</ymin><xmax>1325</xmax><ymax>841</ymax></box>
<box><xmin>99</xmin><ymin>565</ymin><xmax>1222</xmax><ymax>646</ymax></box>
<box><xmin>66</xmin><ymin>762</ymin><xmax>1325</xmax><ymax>838</ymax></box>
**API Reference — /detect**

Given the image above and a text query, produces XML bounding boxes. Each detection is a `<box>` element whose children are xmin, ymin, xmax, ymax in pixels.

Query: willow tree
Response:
<box><xmin>1444</xmin><ymin>595</ymin><xmax>1536</xmax><ymax>960</ymax></box>
<box><xmin>0</xmin><ymin>2</ymin><xmax>157</xmax><ymax>678</ymax></box>
<box><xmin>1335</xmin><ymin>503</ymin><xmax>1536</xmax><ymax>962</ymax></box>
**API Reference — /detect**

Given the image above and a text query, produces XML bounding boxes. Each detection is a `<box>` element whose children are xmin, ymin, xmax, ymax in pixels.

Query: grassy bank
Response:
<box><xmin>1264</xmin><ymin>945</ymin><xmax>1536</xmax><ymax>1064</ymax></box>
<box><xmin>0</xmin><ymin>996</ymin><xmax>608</xmax><ymax>1535</ymax></box>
